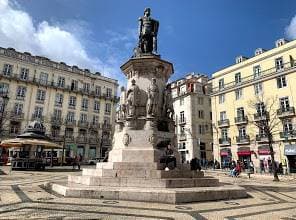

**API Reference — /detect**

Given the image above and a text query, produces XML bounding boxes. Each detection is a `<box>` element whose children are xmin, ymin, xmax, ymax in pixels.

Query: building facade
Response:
<box><xmin>0</xmin><ymin>47</ymin><xmax>118</xmax><ymax>161</ymax></box>
<box><xmin>211</xmin><ymin>38</ymin><xmax>296</xmax><ymax>173</ymax></box>
<box><xmin>171</xmin><ymin>73</ymin><xmax>213</xmax><ymax>163</ymax></box>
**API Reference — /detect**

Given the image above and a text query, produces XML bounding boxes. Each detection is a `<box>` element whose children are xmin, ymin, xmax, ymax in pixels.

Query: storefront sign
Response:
<box><xmin>220</xmin><ymin>152</ymin><xmax>228</xmax><ymax>156</ymax></box>
<box><xmin>220</xmin><ymin>149</ymin><xmax>231</xmax><ymax>156</ymax></box>
<box><xmin>258</xmin><ymin>149</ymin><xmax>270</xmax><ymax>155</ymax></box>
<box><xmin>284</xmin><ymin>145</ymin><xmax>296</xmax><ymax>155</ymax></box>
<box><xmin>237</xmin><ymin>151</ymin><xmax>251</xmax><ymax>156</ymax></box>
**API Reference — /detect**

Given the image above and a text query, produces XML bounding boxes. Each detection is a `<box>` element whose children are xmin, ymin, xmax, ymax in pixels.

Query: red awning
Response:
<box><xmin>258</xmin><ymin>149</ymin><xmax>270</xmax><ymax>155</ymax></box>
<box><xmin>237</xmin><ymin>151</ymin><xmax>251</xmax><ymax>156</ymax></box>
<box><xmin>220</xmin><ymin>152</ymin><xmax>228</xmax><ymax>156</ymax></box>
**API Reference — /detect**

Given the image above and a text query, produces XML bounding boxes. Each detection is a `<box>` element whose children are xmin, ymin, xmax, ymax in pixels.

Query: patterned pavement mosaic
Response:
<box><xmin>0</xmin><ymin>166</ymin><xmax>296</xmax><ymax>220</ymax></box>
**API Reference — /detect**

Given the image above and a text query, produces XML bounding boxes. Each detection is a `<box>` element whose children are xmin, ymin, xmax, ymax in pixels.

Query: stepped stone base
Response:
<box><xmin>45</xmin><ymin>182</ymin><xmax>247</xmax><ymax>204</ymax></box>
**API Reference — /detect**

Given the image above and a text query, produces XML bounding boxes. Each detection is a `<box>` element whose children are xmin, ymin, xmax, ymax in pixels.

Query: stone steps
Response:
<box><xmin>45</xmin><ymin>182</ymin><xmax>247</xmax><ymax>204</ymax></box>
<box><xmin>82</xmin><ymin>168</ymin><xmax>204</xmax><ymax>179</ymax></box>
<box><xmin>68</xmin><ymin>175</ymin><xmax>219</xmax><ymax>188</ymax></box>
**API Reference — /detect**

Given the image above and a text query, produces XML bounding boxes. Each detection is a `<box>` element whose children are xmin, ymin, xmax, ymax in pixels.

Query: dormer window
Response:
<box><xmin>235</xmin><ymin>56</ymin><xmax>248</xmax><ymax>64</ymax></box>
<box><xmin>254</xmin><ymin>48</ymin><xmax>266</xmax><ymax>56</ymax></box>
<box><xmin>275</xmin><ymin>39</ymin><xmax>288</xmax><ymax>48</ymax></box>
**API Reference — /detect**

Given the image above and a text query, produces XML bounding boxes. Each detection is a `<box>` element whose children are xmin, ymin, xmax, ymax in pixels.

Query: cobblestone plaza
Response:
<box><xmin>0</xmin><ymin>166</ymin><xmax>295</xmax><ymax>220</ymax></box>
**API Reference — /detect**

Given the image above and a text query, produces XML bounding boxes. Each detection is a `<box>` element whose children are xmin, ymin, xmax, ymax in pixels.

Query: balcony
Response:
<box><xmin>10</xmin><ymin>112</ymin><xmax>24</xmax><ymax>121</ymax></box>
<box><xmin>102</xmin><ymin>123</ymin><xmax>112</xmax><ymax>130</ymax></box>
<box><xmin>76</xmin><ymin>136</ymin><xmax>88</xmax><ymax>144</ymax></box>
<box><xmin>51</xmin><ymin>116</ymin><xmax>62</xmax><ymax>125</ymax></box>
<box><xmin>218</xmin><ymin>119</ymin><xmax>230</xmax><ymax>128</ymax></box>
<box><xmin>31</xmin><ymin>114</ymin><xmax>44</xmax><ymax>121</ymax></box>
<box><xmin>254</xmin><ymin>112</ymin><xmax>269</xmax><ymax>122</ymax></box>
<box><xmin>78</xmin><ymin>121</ymin><xmax>89</xmax><ymax>128</ymax></box>
<box><xmin>234</xmin><ymin>116</ymin><xmax>248</xmax><ymax>125</ymax></box>
<box><xmin>178</xmin><ymin>118</ymin><xmax>186</xmax><ymax>125</ymax></box>
<box><xmin>50</xmin><ymin>135</ymin><xmax>63</xmax><ymax>142</ymax></box>
<box><xmin>102</xmin><ymin>139</ymin><xmax>112</xmax><ymax>146</ymax></box>
<box><xmin>219</xmin><ymin>138</ymin><xmax>231</xmax><ymax>146</ymax></box>
<box><xmin>89</xmin><ymin>137</ymin><xmax>100</xmax><ymax>144</ymax></box>
<box><xmin>280</xmin><ymin>131</ymin><xmax>296</xmax><ymax>140</ymax></box>
<box><xmin>277</xmin><ymin>107</ymin><xmax>295</xmax><ymax>118</ymax></box>
<box><xmin>236</xmin><ymin>135</ymin><xmax>250</xmax><ymax>145</ymax></box>
<box><xmin>178</xmin><ymin>132</ymin><xmax>187</xmax><ymax>141</ymax></box>
<box><xmin>89</xmin><ymin>122</ymin><xmax>100</xmax><ymax>130</ymax></box>
<box><xmin>64</xmin><ymin>120</ymin><xmax>76</xmax><ymax>127</ymax></box>
<box><xmin>256</xmin><ymin>134</ymin><xmax>269</xmax><ymax>143</ymax></box>
<box><xmin>65</xmin><ymin>136</ymin><xmax>74</xmax><ymax>142</ymax></box>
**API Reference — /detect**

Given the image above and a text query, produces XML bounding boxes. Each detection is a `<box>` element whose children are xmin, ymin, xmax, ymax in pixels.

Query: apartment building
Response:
<box><xmin>171</xmin><ymin>73</ymin><xmax>213</xmax><ymax>163</ymax></box>
<box><xmin>0</xmin><ymin>47</ymin><xmax>118</xmax><ymax>161</ymax></box>
<box><xmin>211</xmin><ymin>38</ymin><xmax>296</xmax><ymax>173</ymax></box>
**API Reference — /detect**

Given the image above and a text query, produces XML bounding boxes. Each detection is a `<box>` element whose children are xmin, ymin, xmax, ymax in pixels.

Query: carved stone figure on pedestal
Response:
<box><xmin>134</xmin><ymin>8</ymin><xmax>159</xmax><ymax>57</ymax></box>
<box><xmin>146</xmin><ymin>78</ymin><xmax>159</xmax><ymax>117</ymax></box>
<box><xmin>163</xmin><ymin>85</ymin><xmax>174</xmax><ymax>119</ymax></box>
<box><xmin>126</xmin><ymin>79</ymin><xmax>140</xmax><ymax>117</ymax></box>
<box><xmin>118</xmin><ymin>86</ymin><xmax>127</xmax><ymax>120</ymax></box>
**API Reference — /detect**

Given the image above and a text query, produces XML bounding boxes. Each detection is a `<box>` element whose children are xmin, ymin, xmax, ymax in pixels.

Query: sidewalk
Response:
<box><xmin>204</xmin><ymin>168</ymin><xmax>296</xmax><ymax>181</ymax></box>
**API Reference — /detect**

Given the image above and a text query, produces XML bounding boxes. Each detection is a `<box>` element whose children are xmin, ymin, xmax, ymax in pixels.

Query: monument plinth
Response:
<box><xmin>46</xmin><ymin>8</ymin><xmax>247</xmax><ymax>204</ymax></box>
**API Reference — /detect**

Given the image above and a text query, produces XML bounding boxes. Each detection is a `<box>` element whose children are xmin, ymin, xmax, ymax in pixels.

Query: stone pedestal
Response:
<box><xmin>46</xmin><ymin>55</ymin><xmax>247</xmax><ymax>204</ymax></box>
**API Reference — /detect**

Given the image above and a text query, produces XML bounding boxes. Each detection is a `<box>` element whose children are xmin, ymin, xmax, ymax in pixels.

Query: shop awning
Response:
<box><xmin>237</xmin><ymin>151</ymin><xmax>251</xmax><ymax>156</ymax></box>
<box><xmin>258</xmin><ymin>149</ymin><xmax>270</xmax><ymax>155</ymax></box>
<box><xmin>0</xmin><ymin>138</ymin><xmax>62</xmax><ymax>149</ymax></box>
<box><xmin>220</xmin><ymin>149</ymin><xmax>231</xmax><ymax>156</ymax></box>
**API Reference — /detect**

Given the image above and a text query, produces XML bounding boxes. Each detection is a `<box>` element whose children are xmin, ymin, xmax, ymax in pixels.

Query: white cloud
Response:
<box><xmin>285</xmin><ymin>15</ymin><xmax>296</xmax><ymax>40</ymax></box>
<box><xmin>0</xmin><ymin>0</ymin><xmax>135</xmax><ymax>85</ymax></box>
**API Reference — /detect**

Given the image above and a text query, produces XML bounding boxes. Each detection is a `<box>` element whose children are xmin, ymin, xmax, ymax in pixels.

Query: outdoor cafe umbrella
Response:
<box><xmin>0</xmin><ymin>138</ymin><xmax>62</xmax><ymax>149</ymax></box>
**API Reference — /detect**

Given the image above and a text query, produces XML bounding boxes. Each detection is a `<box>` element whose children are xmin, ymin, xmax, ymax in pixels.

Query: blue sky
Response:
<box><xmin>0</xmin><ymin>0</ymin><xmax>296</xmax><ymax>85</ymax></box>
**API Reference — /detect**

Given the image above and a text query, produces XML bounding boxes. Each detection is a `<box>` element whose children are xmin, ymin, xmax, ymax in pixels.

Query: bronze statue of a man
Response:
<box><xmin>138</xmin><ymin>8</ymin><xmax>159</xmax><ymax>54</ymax></box>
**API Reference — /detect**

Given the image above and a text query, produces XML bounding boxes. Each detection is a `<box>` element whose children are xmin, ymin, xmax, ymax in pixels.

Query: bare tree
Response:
<box><xmin>247</xmin><ymin>94</ymin><xmax>282</xmax><ymax>181</ymax></box>
<box><xmin>0</xmin><ymin>94</ymin><xmax>11</xmax><ymax>139</ymax></box>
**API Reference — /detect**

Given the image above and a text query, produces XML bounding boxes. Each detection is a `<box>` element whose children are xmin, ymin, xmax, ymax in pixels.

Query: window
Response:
<box><xmin>221</xmin><ymin>128</ymin><xmax>228</xmax><ymax>139</ymax></box>
<box><xmin>235</xmin><ymin>88</ymin><xmax>242</xmax><ymax>100</ymax></box>
<box><xmin>81</xmin><ymin>98</ymin><xmax>88</xmax><ymax>110</ymax></box>
<box><xmin>236</xmin><ymin>107</ymin><xmax>245</xmax><ymax>118</ymax></box>
<box><xmin>105</xmin><ymin>103</ymin><xmax>111</xmax><ymax>115</ymax></box>
<box><xmin>198</xmin><ymin>110</ymin><xmax>204</xmax><ymax>119</ymax></box>
<box><xmin>66</xmin><ymin>112</ymin><xmax>75</xmax><ymax>122</ymax></box>
<box><xmin>180</xmin><ymin>111</ymin><xmax>185</xmax><ymax>123</ymax></box>
<box><xmin>180</xmin><ymin>126</ymin><xmax>185</xmax><ymax>134</ymax></box>
<box><xmin>218</xmin><ymin>79</ymin><xmax>224</xmax><ymax>90</ymax></box>
<box><xmin>65</xmin><ymin>128</ymin><xmax>74</xmax><ymax>137</ymax></box>
<box><xmin>103</xmin><ymin>116</ymin><xmax>110</xmax><ymax>125</ymax></box>
<box><xmin>39</xmin><ymin>72</ymin><xmax>48</xmax><ymax>85</ymax></box>
<box><xmin>253</xmin><ymin>65</ymin><xmax>261</xmax><ymax>78</ymax></box>
<box><xmin>238</xmin><ymin>127</ymin><xmax>246</xmax><ymax>137</ymax></box>
<box><xmin>69</xmin><ymin>96</ymin><xmax>76</xmax><ymax>108</ymax></box>
<box><xmin>279</xmin><ymin>97</ymin><xmax>290</xmax><ymax>111</ymax></box>
<box><xmin>210</xmin><ymin>111</ymin><xmax>212</xmax><ymax>120</ymax></box>
<box><xmin>198</xmin><ymin>97</ymin><xmax>204</xmax><ymax>105</ymax></box>
<box><xmin>80</xmin><ymin>113</ymin><xmax>88</xmax><ymax>122</ymax></box>
<box><xmin>57</xmin><ymin>76</ymin><xmax>65</xmax><ymax>87</ymax></box>
<box><xmin>55</xmin><ymin>93</ymin><xmax>63</xmax><ymax>107</ymax></box>
<box><xmin>20</xmin><ymin>68</ymin><xmax>29</xmax><ymax>80</ymax></box>
<box><xmin>0</xmin><ymin>83</ymin><xmax>9</xmax><ymax>94</ymax></box>
<box><xmin>10</xmin><ymin>123</ymin><xmax>20</xmax><ymax>135</ymax></box>
<box><xmin>33</xmin><ymin>106</ymin><xmax>43</xmax><ymax>119</ymax></box>
<box><xmin>220</xmin><ymin>111</ymin><xmax>227</xmax><ymax>121</ymax></box>
<box><xmin>92</xmin><ymin>115</ymin><xmax>99</xmax><ymax>124</ymax></box>
<box><xmin>16</xmin><ymin>86</ymin><xmax>26</xmax><ymax>99</ymax></box>
<box><xmin>36</xmin><ymin>89</ymin><xmax>46</xmax><ymax>102</ymax></box>
<box><xmin>106</xmin><ymin>88</ymin><xmax>112</xmax><ymax>98</ymax></box>
<box><xmin>219</xmin><ymin>94</ymin><xmax>225</xmax><ymax>104</ymax></box>
<box><xmin>199</xmin><ymin>125</ymin><xmax>205</xmax><ymax>134</ymax></box>
<box><xmin>3</xmin><ymin>64</ymin><xmax>13</xmax><ymax>76</ymax></box>
<box><xmin>256</xmin><ymin>102</ymin><xmax>265</xmax><ymax>116</ymax></box>
<box><xmin>180</xmin><ymin>98</ymin><xmax>184</xmax><ymax>106</ymax></box>
<box><xmin>14</xmin><ymin>103</ymin><xmax>23</xmax><ymax>115</ymax></box>
<box><xmin>53</xmin><ymin>109</ymin><xmax>62</xmax><ymax>120</ymax></box>
<box><xmin>254</xmin><ymin>82</ymin><xmax>263</xmax><ymax>95</ymax></box>
<box><xmin>275</xmin><ymin>57</ymin><xmax>284</xmax><ymax>71</ymax></box>
<box><xmin>277</xmin><ymin>75</ymin><xmax>287</xmax><ymax>88</ymax></box>
<box><xmin>235</xmin><ymin>72</ymin><xmax>241</xmax><ymax>84</ymax></box>
<box><xmin>94</xmin><ymin>100</ymin><xmax>100</xmax><ymax>112</ymax></box>
<box><xmin>283</xmin><ymin>120</ymin><xmax>293</xmax><ymax>133</ymax></box>
<box><xmin>71</xmin><ymin>80</ymin><xmax>78</xmax><ymax>91</ymax></box>
<box><xmin>208</xmin><ymin>98</ymin><xmax>211</xmax><ymax>106</ymax></box>
<box><xmin>83</xmin><ymin>82</ymin><xmax>90</xmax><ymax>92</ymax></box>
<box><xmin>95</xmin><ymin>86</ymin><xmax>101</xmax><ymax>96</ymax></box>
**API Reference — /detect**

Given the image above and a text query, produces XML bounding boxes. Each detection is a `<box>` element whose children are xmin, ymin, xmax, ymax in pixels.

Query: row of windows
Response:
<box><xmin>218</xmin><ymin>75</ymin><xmax>287</xmax><ymax>104</ymax></box>
<box><xmin>218</xmin><ymin>57</ymin><xmax>286</xmax><ymax>90</ymax></box>
<box><xmin>1</xmin><ymin>63</ymin><xmax>113</xmax><ymax>97</ymax></box>
<box><xmin>179</xmin><ymin>97</ymin><xmax>211</xmax><ymax>106</ymax></box>
<box><xmin>219</xmin><ymin>97</ymin><xmax>292</xmax><ymax>121</ymax></box>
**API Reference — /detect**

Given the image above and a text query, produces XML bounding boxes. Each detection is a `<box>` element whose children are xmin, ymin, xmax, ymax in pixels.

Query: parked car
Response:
<box><xmin>88</xmin><ymin>157</ymin><xmax>102</xmax><ymax>165</ymax></box>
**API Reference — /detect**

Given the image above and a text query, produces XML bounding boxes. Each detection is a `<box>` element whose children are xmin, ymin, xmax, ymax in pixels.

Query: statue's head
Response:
<box><xmin>131</xmin><ymin>79</ymin><xmax>136</xmax><ymax>85</ymax></box>
<box><xmin>144</xmin><ymin>8</ymin><xmax>151</xmax><ymax>17</ymax></box>
<box><xmin>121</xmin><ymin>86</ymin><xmax>125</xmax><ymax>91</ymax></box>
<box><xmin>152</xmin><ymin>78</ymin><xmax>156</xmax><ymax>84</ymax></box>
